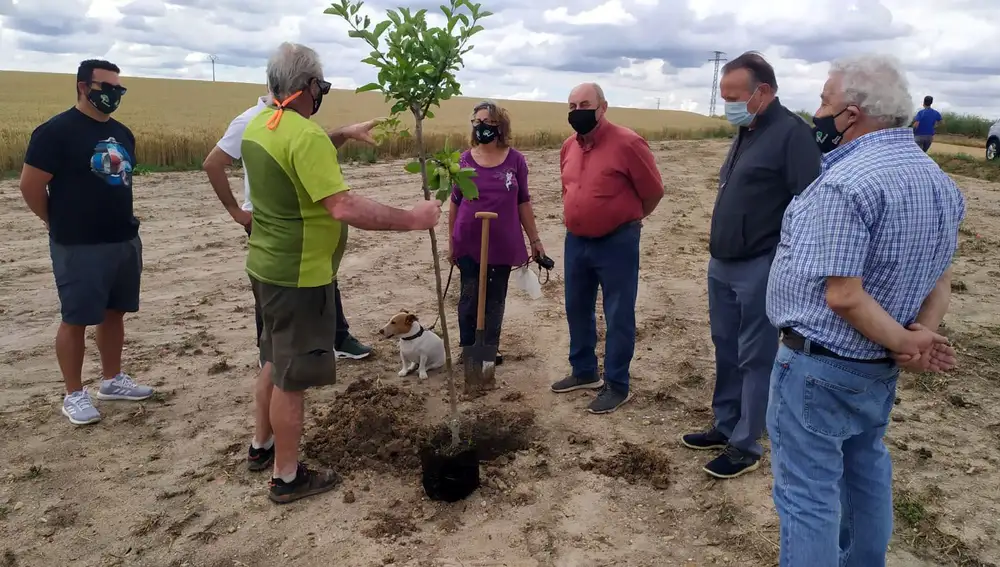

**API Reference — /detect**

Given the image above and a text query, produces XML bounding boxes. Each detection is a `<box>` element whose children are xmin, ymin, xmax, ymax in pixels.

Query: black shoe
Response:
<box><xmin>703</xmin><ymin>445</ymin><xmax>760</xmax><ymax>479</ymax></box>
<box><xmin>681</xmin><ymin>428</ymin><xmax>729</xmax><ymax>451</ymax></box>
<box><xmin>495</xmin><ymin>353</ymin><xmax>504</xmax><ymax>366</ymax></box>
<box><xmin>586</xmin><ymin>386</ymin><xmax>633</xmax><ymax>414</ymax></box>
<box><xmin>268</xmin><ymin>463</ymin><xmax>342</xmax><ymax>504</ymax></box>
<box><xmin>247</xmin><ymin>443</ymin><xmax>275</xmax><ymax>472</ymax></box>
<box><xmin>551</xmin><ymin>374</ymin><xmax>604</xmax><ymax>393</ymax></box>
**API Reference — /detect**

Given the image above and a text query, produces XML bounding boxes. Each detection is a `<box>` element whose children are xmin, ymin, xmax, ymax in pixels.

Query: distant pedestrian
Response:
<box><xmin>912</xmin><ymin>95</ymin><xmax>943</xmax><ymax>152</ymax></box>
<box><xmin>449</xmin><ymin>100</ymin><xmax>544</xmax><ymax>367</ymax></box>
<box><xmin>550</xmin><ymin>82</ymin><xmax>664</xmax><ymax>415</ymax></box>
<box><xmin>766</xmin><ymin>54</ymin><xmax>964</xmax><ymax>566</ymax></box>
<box><xmin>682</xmin><ymin>51</ymin><xmax>821</xmax><ymax>479</ymax></box>
<box><xmin>244</xmin><ymin>42</ymin><xmax>440</xmax><ymax>504</ymax></box>
<box><xmin>18</xmin><ymin>59</ymin><xmax>154</xmax><ymax>426</ymax></box>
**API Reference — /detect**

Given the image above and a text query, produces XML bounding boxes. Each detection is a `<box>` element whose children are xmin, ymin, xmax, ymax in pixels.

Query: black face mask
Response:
<box><xmin>568</xmin><ymin>109</ymin><xmax>598</xmax><ymax>135</ymax></box>
<box><xmin>812</xmin><ymin>109</ymin><xmax>850</xmax><ymax>153</ymax></box>
<box><xmin>474</xmin><ymin>122</ymin><xmax>499</xmax><ymax>144</ymax></box>
<box><xmin>86</xmin><ymin>83</ymin><xmax>124</xmax><ymax>115</ymax></box>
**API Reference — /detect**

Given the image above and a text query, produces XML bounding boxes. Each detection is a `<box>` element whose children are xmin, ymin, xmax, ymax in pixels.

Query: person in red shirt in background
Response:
<box><xmin>550</xmin><ymin>82</ymin><xmax>664</xmax><ymax>414</ymax></box>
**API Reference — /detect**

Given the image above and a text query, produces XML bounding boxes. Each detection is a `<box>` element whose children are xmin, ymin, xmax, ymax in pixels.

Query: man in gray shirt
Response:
<box><xmin>681</xmin><ymin>51</ymin><xmax>822</xmax><ymax>479</ymax></box>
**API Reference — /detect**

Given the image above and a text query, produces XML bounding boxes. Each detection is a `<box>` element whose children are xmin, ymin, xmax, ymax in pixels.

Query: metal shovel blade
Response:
<box><xmin>463</xmin><ymin>342</ymin><xmax>497</xmax><ymax>393</ymax></box>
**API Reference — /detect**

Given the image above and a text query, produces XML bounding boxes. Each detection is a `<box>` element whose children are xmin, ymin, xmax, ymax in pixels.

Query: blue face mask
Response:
<box><xmin>725</xmin><ymin>86</ymin><xmax>761</xmax><ymax>127</ymax></box>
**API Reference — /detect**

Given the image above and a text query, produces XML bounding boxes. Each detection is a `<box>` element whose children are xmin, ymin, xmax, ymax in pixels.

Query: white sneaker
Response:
<box><xmin>95</xmin><ymin>373</ymin><xmax>154</xmax><ymax>401</ymax></box>
<box><xmin>62</xmin><ymin>389</ymin><xmax>101</xmax><ymax>425</ymax></box>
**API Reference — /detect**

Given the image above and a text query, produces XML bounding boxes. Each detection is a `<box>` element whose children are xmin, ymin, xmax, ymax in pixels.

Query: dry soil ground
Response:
<box><xmin>1</xmin><ymin>140</ymin><xmax>999</xmax><ymax>567</ymax></box>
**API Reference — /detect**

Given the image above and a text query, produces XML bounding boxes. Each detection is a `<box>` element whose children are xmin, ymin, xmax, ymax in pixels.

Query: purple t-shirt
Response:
<box><xmin>450</xmin><ymin>148</ymin><xmax>530</xmax><ymax>266</ymax></box>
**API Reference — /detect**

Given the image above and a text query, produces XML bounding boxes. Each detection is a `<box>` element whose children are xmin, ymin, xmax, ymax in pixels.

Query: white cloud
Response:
<box><xmin>0</xmin><ymin>0</ymin><xmax>998</xmax><ymax>118</ymax></box>
<box><xmin>544</xmin><ymin>0</ymin><xmax>637</xmax><ymax>26</ymax></box>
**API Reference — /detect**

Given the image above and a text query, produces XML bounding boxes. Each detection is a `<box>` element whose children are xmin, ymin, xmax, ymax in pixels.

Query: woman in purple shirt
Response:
<box><xmin>449</xmin><ymin>101</ymin><xmax>545</xmax><ymax>364</ymax></box>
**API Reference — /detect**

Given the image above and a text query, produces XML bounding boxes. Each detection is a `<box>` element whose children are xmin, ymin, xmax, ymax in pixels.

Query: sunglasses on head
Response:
<box><xmin>88</xmin><ymin>81</ymin><xmax>127</xmax><ymax>96</ymax></box>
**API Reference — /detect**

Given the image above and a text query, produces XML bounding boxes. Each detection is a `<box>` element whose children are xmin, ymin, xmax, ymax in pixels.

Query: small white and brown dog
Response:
<box><xmin>378</xmin><ymin>310</ymin><xmax>446</xmax><ymax>380</ymax></box>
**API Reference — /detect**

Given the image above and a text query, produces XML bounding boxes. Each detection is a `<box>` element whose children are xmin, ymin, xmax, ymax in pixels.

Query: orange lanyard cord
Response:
<box><xmin>266</xmin><ymin>90</ymin><xmax>303</xmax><ymax>130</ymax></box>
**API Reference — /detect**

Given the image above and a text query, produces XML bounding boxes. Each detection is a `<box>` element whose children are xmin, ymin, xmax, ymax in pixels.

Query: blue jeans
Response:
<box><xmin>708</xmin><ymin>253</ymin><xmax>779</xmax><ymax>457</ymax></box>
<box><xmin>564</xmin><ymin>222</ymin><xmax>640</xmax><ymax>393</ymax></box>
<box><xmin>767</xmin><ymin>344</ymin><xmax>899</xmax><ymax>567</ymax></box>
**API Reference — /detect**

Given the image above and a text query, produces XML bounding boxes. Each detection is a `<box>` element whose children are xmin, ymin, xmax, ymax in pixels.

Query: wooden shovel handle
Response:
<box><xmin>476</xmin><ymin>212</ymin><xmax>496</xmax><ymax>332</ymax></box>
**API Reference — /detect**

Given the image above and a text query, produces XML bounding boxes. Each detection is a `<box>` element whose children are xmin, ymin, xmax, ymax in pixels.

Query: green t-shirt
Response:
<box><xmin>242</xmin><ymin>108</ymin><xmax>349</xmax><ymax>288</ymax></box>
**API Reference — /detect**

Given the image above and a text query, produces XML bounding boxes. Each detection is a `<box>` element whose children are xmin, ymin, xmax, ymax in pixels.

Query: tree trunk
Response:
<box><xmin>412</xmin><ymin>112</ymin><xmax>460</xmax><ymax>446</ymax></box>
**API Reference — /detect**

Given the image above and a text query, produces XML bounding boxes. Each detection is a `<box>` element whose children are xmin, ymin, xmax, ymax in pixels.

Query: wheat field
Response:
<box><xmin>2</xmin><ymin>70</ymin><xmax>734</xmax><ymax>173</ymax></box>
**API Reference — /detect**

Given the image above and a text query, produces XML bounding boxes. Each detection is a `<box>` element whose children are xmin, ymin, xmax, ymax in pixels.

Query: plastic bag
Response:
<box><xmin>513</xmin><ymin>265</ymin><xmax>543</xmax><ymax>299</ymax></box>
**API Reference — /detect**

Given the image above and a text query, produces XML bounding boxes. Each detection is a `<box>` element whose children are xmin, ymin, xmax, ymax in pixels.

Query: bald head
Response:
<box><xmin>567</xmin><ymin>82</ymin><xmax>608</xmax><ymax>135</ymax></box>
<box><xmin>569</xmin><ymin>82</ymin><xmax>606</xmax><ymax>108</ymax></box>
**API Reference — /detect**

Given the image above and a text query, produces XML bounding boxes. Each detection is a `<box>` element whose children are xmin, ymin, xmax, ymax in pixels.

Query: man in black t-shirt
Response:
<box><xmin>19</xmin><ymin>59</ymin><xmax>155</xmax><ymax>426</ymax></box>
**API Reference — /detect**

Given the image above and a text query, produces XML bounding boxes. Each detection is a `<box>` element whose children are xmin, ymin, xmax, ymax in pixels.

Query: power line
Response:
<box><xmin>708</xmin><ymin>50</ymin><xmax>727</xmax><ymax>116</ymax></box>
<box><xmin>209</xmin><ymin>54</ymin><xmax>218</xmax><ymax>82</ymax></box>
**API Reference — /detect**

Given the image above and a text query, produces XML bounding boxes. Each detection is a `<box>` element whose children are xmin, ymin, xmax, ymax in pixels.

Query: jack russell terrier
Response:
<box><xmin>378</xmin><ymin>310</ymin><xmax>446</xmax><ymax>380</ymax></box>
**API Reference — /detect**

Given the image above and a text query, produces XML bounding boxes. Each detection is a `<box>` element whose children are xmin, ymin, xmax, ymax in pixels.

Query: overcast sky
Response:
<box><xmin>2</xmin><ymin>0</ymin><xmax>999</xmax><ymax>118</ymax></box>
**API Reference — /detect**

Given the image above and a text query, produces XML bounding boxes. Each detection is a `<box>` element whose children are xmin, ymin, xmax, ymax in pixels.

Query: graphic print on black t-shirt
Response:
<box><xmin>89</xmin><ymin>137</ymin><xmax>134</xmax><ymax>188</ymax></box>
<box><xmin>24</xmin><ymin>108</ymin><xmax>140</xmax><ymax>245</ymax></box>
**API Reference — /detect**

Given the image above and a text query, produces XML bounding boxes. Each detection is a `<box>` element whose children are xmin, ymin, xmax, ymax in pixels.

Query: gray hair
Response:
<box><xmin>265</xmin><ymin>42</ymin><xmax>324</xmax><ymax>101</ymax></box>
<box><xmin>829</xmin><ymin>54</ymin><xmax>913</xmax><ymax>128</ymax></box>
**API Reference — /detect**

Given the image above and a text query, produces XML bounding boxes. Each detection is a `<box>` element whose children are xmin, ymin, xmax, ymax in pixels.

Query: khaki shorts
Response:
<box><xmin>250</xmin><ymin>277</ymin><xmax>338</xmax><ymax>392</ymax></box>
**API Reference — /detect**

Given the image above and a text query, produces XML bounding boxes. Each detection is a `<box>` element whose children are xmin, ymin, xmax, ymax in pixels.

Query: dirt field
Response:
<box><xmin>1</xmin><ymin>140</ymin><xmax>999</xmax><ymax>567</ymax></box>
<box><xmin>930</xmin><ymin>141</ymin><xmax>989</xmax><ymax>160</ymax></box>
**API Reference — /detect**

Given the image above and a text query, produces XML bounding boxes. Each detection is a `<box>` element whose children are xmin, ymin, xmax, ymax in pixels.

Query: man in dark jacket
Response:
<box><xmin>681</xmin><ymin>51</ymin><xmax>822</xmax><ymax>478</ymax></box>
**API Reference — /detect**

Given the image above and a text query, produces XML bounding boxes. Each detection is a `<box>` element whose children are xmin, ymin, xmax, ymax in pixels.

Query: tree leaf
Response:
<box><xmin>425</xmin><ymin>109</ymin><xmax>435</xmax><ymax>119</ymax></box>
<box><xmin>373</xmin><ymin>20</ymin><xmax>391</xmax><ymax>38</ymax></box>
<box><xmin>355</xmin><ymin>82</ymin><xmax>383</xmax><ymax>93</ymax></box>
<box><xmin>404</xmin><ymin>161</ymin><xmax>422</xmax><ymax>174</ymax></box>
<box><xmin>456</xmin><ymin>175</ymin><xmax>479</xmax><ymax>200</ymax></box>
<box><xmin>435</xmin><ymin>188</ymin><xmax>450</xmax><ymax>202</ymax></box>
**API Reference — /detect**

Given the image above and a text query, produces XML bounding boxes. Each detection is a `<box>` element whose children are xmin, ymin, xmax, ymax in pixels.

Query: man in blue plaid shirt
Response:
<box><xmin>765</xmin><ymin>54</ymin><xmax>965</xmax><ymax>566</ymax></box>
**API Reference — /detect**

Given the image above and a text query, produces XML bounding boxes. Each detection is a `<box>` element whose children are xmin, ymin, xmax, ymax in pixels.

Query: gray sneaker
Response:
<box><xmin>96</xmin><ymin>373</ymin><xmax>154</xmax><ymax>401</ymax></box>
<box><xmin>551</xmin><ymin>374</ymin><xmax>604</xmax><ymax>393</ymax></box>
<box><xmin>62</xmin><ymin>389</ymin><xmax>101</xmax><ymax>425</ymax></box>
<box><xmin>586</xmin><ymin>387</ymin><xmax>633</xmax><ymax>414</ymax></box>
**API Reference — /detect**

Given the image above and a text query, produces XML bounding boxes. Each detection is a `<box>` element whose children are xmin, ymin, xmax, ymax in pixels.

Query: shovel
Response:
<box><xmin>463</xmin><ymin>211</ymin><xmax>499</xmax><ymax>395</ymax></box>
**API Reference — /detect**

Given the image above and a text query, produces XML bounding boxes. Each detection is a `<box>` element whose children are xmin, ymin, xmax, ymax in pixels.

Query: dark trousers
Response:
<box><xmin>247</xmin><ymin>224</ymin><xmax>349</xmax><ymax>353</ymax></box>
<box><xmin>50</xmin><ymin>236</ymin><xmax>143</xmax><ymax>326</ymax></box>
<box><xmin>564</xmin><ymin>222</ymin><xmax>641</xmax><ymax>394</ymax></box>
<box><xmin>707</xmin><ymin>253</ymin><xmax>779</xmax><ymax>457</ymax></box>
<box><xmin>456</xmin><ymin>256</ymin><xmax>511</xmax><ymax>348</ymax></box>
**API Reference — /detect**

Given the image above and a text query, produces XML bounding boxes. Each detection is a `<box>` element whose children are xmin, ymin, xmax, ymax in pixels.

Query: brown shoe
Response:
<box><xmin>268</xmin><ymin>462</ymin><xmax>341</xmax><ymax>504</ymax></box>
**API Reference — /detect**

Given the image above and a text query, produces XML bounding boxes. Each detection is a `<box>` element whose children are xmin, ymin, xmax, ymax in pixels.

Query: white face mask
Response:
<box><xmin>513</xmin><ymin>266</ymin><xmax>543</xmax><ymax>299</ymax></box>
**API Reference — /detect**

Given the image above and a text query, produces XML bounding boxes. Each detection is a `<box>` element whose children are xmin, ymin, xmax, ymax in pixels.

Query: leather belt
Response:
<box><xmin>780</xmin><ymin>328</ymin><xmax>894</xmax><ymax>365</ymax></box>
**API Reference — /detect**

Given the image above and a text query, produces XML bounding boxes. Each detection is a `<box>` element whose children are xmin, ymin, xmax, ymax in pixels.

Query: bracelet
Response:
<box><xmin>530</xmin><ymin>238</ymin><xmax>541</xmax><ymax>245</ymax></box>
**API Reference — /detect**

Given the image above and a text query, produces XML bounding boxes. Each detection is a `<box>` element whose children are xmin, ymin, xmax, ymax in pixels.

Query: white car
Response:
<box><xmin>988</xmin><ymin>119</ymin><xmax>1000</xmax><ymax>161</ymax></box>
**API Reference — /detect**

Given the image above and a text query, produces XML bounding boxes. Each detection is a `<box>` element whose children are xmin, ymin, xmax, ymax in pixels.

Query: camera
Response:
<box><xmin>535</xmin><ymin>253</ymin><xmax>555</xmax><ymax>271</ymax></box>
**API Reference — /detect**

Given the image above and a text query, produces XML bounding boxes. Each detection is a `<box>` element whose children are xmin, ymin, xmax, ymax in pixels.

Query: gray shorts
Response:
<box><xmin>251</xmin><ymin>277</ymin><xmax>338</xmax><ymax>392</ymax></box>
<box><xmin>50</xmin><ymin>236</ymin><xmax>143</xmax><ymax>326</ymax></box>
<box><xmin>914</xmin><ymin>135</ymin><xmax>933</xmax><ymax>152</ymax></box>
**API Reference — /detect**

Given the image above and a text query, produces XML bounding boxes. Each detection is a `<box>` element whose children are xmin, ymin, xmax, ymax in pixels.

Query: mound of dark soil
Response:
<box><xmin>425</xmin><ymin>408</ymin><xmax>537</xmax><ymax>461</ymax></box>
<box><xmin>303</xmin><ymin>379</ymin><xmax>539</xmax><ymax>476</ymax></box>
<box><xmin>581</xmin><ymin>441</ymin><xmax>671</xmax><ymax>489</ymax></box>
<box><xmin>303</xmin><ymin>378</ymin><xmax>428</xmax><ymax>474</ymax></box>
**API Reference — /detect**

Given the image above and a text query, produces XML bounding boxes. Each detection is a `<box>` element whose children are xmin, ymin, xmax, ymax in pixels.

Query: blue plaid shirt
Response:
<box><xmin>766</xmin><ymin>128</ymin><xmax>966</xmax><ymax>359</ymax></box>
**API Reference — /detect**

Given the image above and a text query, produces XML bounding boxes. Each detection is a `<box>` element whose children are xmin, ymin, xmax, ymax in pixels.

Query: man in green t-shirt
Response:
<box><xmin>243</xmin><ymin>42</ymin><xmax>441</xmax><ymax>504</ymax></box>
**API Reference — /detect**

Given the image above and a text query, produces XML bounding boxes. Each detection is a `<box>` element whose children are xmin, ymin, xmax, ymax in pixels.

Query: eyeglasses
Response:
<box><xmin>471</xmin><ymin>118</ymin><xmax>499</xmax><ymax>126</ymax></box>
<box><xmin>88</xmin><ymin>81</ymin><xmax>127</xmax><ymax>96</ymax></box>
